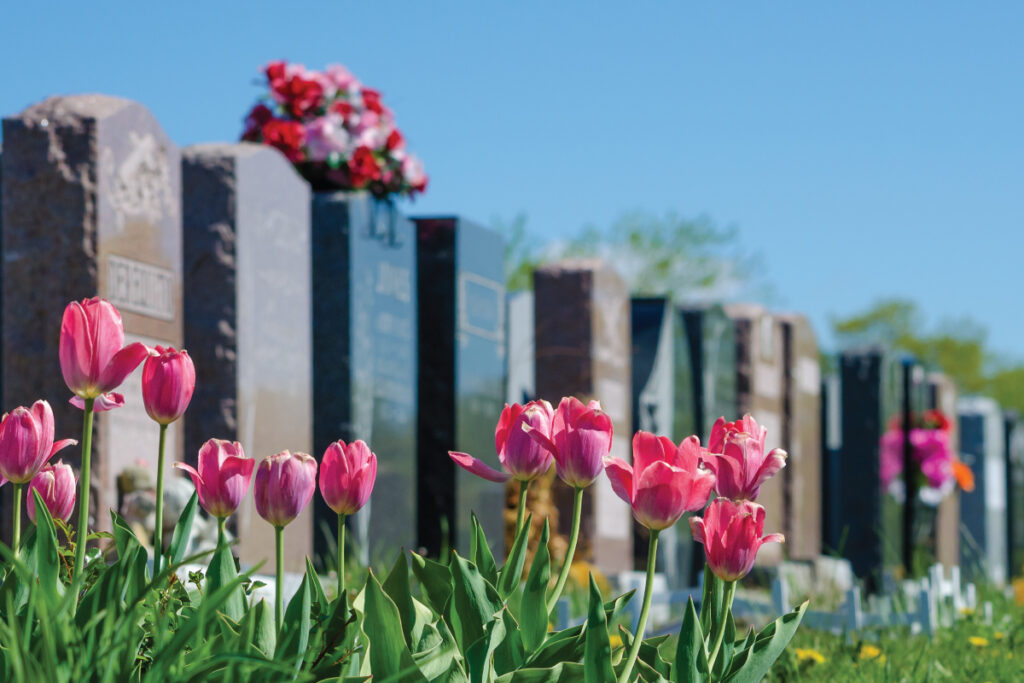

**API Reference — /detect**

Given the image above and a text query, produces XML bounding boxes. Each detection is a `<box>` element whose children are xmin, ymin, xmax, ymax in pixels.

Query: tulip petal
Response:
<box><xmin>96</xmin><ymin>342</ymin><xmax>150</xmax><ymax>393</ymax></box>
<box><xmin>751</xmin><ymin>448</ymin><xmax>787</xmax><ymax>491</ymax></box>
<box><xmin>72</xmin><ymin>392</ymin><xmax>126</xmax><ymax>412</ymax></box>
<box><xmin>522</xmin><ymin>422</ymin><xmax>559</xmax><ymax>457</ymax></box>
<box><xmin>604</xmin><ymin>457</ymin><xmax>634</xmax><ymax>504</ymax></box>
<box><xmin>49</xmin><ymin>438</ymin><xmax>78</xmax><ymax>458</ymax></box>
<box><xmin>762</xmin><ymin>533</ymin><xmax>785</xmax><ymax>545</ymax></box>
<box><xmin>59</xmin><ymin>302</ymin><xmax>94</xmax><ymax>395</ymax></box>
<box><xmin>448</xmin><ymin>451</ymin><xmax>511</xmax><ymax>482</ymax></box>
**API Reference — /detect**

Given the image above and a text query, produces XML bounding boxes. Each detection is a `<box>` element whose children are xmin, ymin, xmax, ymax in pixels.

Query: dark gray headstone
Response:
<box><xmin>2</xmin><ymin>95</ymin><xmax>183</xmax><ymax>534</ymax></box>
<box><xmin>958</xmin><ymin>397</ymin><xmax>1007</xmax><ymax>583</ymax></box>
<box><xmin>414</xmin><ymin>216</ymin><xmax>506</xmax><ymax>556</ymax></box>
<box><xmin>679</xmin><ymin>305</ymin><xmax>737</xmax><ymax>442</ymax></box>
<box><xmin>182</xmin><ymin>142</ymin><xmax>312</xmax><ymax>571</ymax></box>
<box><xmin>312</xmin><ymin>193</ymin><xmax>417</xmax><ymax>566</ymax></box>
<box><xmin>1005</xmin><ymin>412</ymin><xmax>1024</xmax><ymax>577</ymax></box>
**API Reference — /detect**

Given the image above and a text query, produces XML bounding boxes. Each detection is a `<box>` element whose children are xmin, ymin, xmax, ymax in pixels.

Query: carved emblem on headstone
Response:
<box><xmin>102</xmin><ymin>132</ymin><xmax>177</xmax><ymax>231</ymax></box>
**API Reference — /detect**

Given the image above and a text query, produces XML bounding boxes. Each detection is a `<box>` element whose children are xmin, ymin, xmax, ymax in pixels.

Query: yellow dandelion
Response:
<box><xmin>795</xmin><ymin>648</ymin><xmax>826</xmax><ymax>664</ymax></box>
<box><xmin>859</xmin><ymin>644</ymin><xmax>882</xmax><ymax>660</ymax></box>
<box><xmin>994</xmin><ymin>632</ymin><xmax>1005</xmax><ymax>640</ymax></box>
<box><xmin>608</xmin><ymin>634</ymin><xmax>623</xmax><ymax>649</ymax></box>
<box><xmin>1013</xmin><ymin>577</ymin><xmax>1024</xmax><ymax>606</ymax></box>
<box><xmin>968</xmin><ymin>636</ymin><xmax>988</xmax><ymax>648</ymax></box>
<box><xmin>959</xmin><ymin>607</ymin><xmax>976</xmax><ymax>616</ymax></box>
<box><xmin>878</xmin><ymin>655</ymin><xmax>886</xmax><ymax>664</ymax></box>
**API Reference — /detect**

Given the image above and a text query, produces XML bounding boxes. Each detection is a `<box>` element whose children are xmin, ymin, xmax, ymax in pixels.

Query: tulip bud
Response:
<box><xmin>690</xmin><ymin>498</ymin><xmax>784</xmax><ymax>582</ymax></box>
<box><xmin>319</xmin><ymin>440</ymin><xmax>377</xmax><ymax>515</ymax></box>
<box><xmin>0</xmin><ymin>400</ymin><xmax>77</xmax><ymax>485</ymax></box>
<box><xmin>27</xmin><ymin>461</ymin><xmax>76</xmax><ymax>523</ymax></box>
<box><xmin>541</xmin><ymin>396</ymin><xmax>613</xmax><ymax>488</ymax></box>
<box><xmin>703</xmin><ymin>414</ymin><xmax>786</xmax><ymax>501</ymax></box>
<box><xmin>59</xmin><ymin>298</ymin><xmax>150</xmax><ymax>412</ymax></box>
<box><xmin>142</xmin><ymin>346</ymin><xmax>196</xmax><ymax>424</ymax></box>
<box><xmin>254</xmin><ymin>451</ymin><xmax>317</xmax><ymax>528</ymax></box>
<box><xmin>175</xmin><ymin>439</ymin><xmax>254</xmax><ymax>519</ymax></box>
<box><xmin>606</xmin><ymin>432</ymin><xmax>715</xmax><ymax>530</ymax></box>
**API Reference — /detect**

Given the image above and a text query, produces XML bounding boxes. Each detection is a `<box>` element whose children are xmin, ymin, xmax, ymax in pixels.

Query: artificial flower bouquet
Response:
<box><xmin>880</xmin><ymin>409</ymin><xmax>975</xmax><ymax>505</ymax></box>
<box><xmin>0</xmin><ymin>297</ymin><xmax>804</xmax><ymax>681</ymax></box>
<box><xmin>241</xmin><ymin>60</ymin><xmax>428</xmax><ymax>198</ymax></box>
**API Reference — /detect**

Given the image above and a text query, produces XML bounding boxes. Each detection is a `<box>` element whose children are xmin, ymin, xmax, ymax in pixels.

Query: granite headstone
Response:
<box><xmin>1004</xmin><ymin>412</ymin><xmax>1024</xmax><ymax>577</ymax></box>
<box><xmin>927</xmin><ymin>372</ymin><xmax>960</xmax><ymax>569</ymax></box>
<box><xmin>182</xmin><ymin>143</ymin><xmax>312</xmax><ymax>571</ymax></box>
<box><xmin>507</xmin><ymin>291</ymin><xmax>535</xmax><ymax>406</ymax></box>
<box><xmin>958</xmin><ymin>397</ymin><xmax>1007</xmax><ymax>584</ymax></box>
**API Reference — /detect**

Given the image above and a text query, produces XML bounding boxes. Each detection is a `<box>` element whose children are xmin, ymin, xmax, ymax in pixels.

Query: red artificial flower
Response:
<box><xmin>279</xmin><ymin>73</ymin><xmax>324</xmax><ymax>118</ymax></box>
<box><xmin>331</xmin><ymin>100</ymin><xmax>354</xmax><ymax>121</ymax></box>
<box><xmin>386</xmin><ymin>129</ymin><xmax>404</xmax><ymax>151</ymax></box>
<box><xmin>261</xmin><ymin>119</ymin><xmax>305</xmax><ymax>162</ymax></box>
<box><xmin>242</xmin><ymin>103</ymin><xmax>274</xmax><ymax>141</ymax></box>
<box><xmin>265</xmin><ymin>60</ymin><xmax>287</xmax><ymax>88</ymax></box>
<box><xmin>361</xmin><ymin>88</ymin><xmax>383</xmax><ymax>115</ymax></box>
<box><xmin>348</xmin><ymin>146</ymin><xmax>381</xmax><ymax>187</ymax></box>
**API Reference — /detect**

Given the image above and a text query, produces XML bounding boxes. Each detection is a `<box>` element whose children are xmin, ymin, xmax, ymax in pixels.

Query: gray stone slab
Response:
<box><xmin>958</xmin><ymin>397</ymin><xmax>1007</xmax><ymax>584</ymax></box>
<box><xmin>182</xmin><ymin>142</ymin><xmax>312</xmax><ymax>572</ymax></box>
<box><xmin>2</xmin><ymin>95</ymin><xmax>183</xmax><ymax>534</ymax></box>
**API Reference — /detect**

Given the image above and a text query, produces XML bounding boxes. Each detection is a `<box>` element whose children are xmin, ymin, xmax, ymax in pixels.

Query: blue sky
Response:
<box><xmin>3</xmin><ymin>3</ymin><xmax>1023</xmax><ymax>359</ymax></box>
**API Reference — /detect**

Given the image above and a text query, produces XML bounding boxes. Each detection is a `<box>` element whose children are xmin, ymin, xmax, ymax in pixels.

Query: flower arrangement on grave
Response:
<box><xmin>880</xmin><ymin>409</ymin><xmax>975</xmax><ymax>505</ymax></box>
<box><xmin>240</xmin><ymin>60</ymin><xmax>428</xmax><ymax>198</ymax></box>
<box><xmin>0</xmin><ymin>297</ymin><xmax>804</xmax><ymax>681</ymax></box>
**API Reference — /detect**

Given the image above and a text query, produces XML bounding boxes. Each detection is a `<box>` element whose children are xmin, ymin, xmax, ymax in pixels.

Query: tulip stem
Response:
<box><xmin>72</xmin><ymin>397</ymin><xmax>95</xmax><ymax>608</ymax></box>
<box><xmin>153</xmin><ymin>423</ymin><xmax>168</xmax><ymax>575</ymax></box>
<box><xmin>546</xmin><ymin>485</ymin><xmax>584</xmax><ymax>615</ymax></box>
<box><xmin>12</xmin><ymin>483</ymin><xmax>23</xmax><ymax>558</ymax></box>
<box><xmin>707</xmin><ymin>580</ymin><xmax>737</xmax><ymax>670</ymax></box>
<box><xmin>337</xmin><ymin>513</ymin><xmax>346</xmax><ymax>599</ymax></box>
<box><xmin>619</xmin><ymin>529</ymin><xmax>659</xmax><ymax>683</ymax></box>
<box><xmin>275</xmin><ymin>525</ymin><xmax>284</xmax><ymax>633</ymax></box>
<box><xmin>217</xmin><ymin>517</ymin><xmax>227</xmax><ymax>547</ymax></box>
<box><xmin>515</xmin><ymin>480</ymin><xmax>530</xmax><ymax>536</ymax></box>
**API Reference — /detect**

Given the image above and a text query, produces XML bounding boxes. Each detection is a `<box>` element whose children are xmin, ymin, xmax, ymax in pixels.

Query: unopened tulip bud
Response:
<box><xmin>690</xmin><ymin>498</ymin><xmax>784</xmax><ymax>582</ymax></box>
<box><xmin>142</xmin><ymin>346</ymin><xmax>196</xmax><ymax>424</ymax></box>
<box><xmin>27</xmin><ymin>461</ymin><xmax>76</xmax><ymax>523</ymax></box>
<box><xmin>254</xmin><ymin>451</ymin><xmax>317</xmax><ymax>528</ymax></box>
<box><xmin>175</xmin><ymin>439</ymin><xmax>254</xmax><ymax>519</ymax></box>
<box><xmin>319</xmin><ymin>440</ymin><xmax>377</xmax><ymax>515</ymax></box>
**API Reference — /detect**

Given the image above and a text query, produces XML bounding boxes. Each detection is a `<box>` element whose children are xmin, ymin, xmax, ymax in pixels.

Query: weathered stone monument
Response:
<box><xmin>182</xmin><ymin>143</ymin><xmax>312</xmax><ymax>571</ymax></box>
<box><xmin>2</xmin><ymin>95</ymin><xmax>183</xmax><ymax>534</ymax></box>
<box><xmin>927</xmin><ymin>372</ymin><xmax>960</xmax><ymax>569</ymax></box>
<box><xmin>631</xmin><ymin>297</ymin><xmax>697</xmax><ymax>585</ymax></box>
<box><xmin>414</xmin><ymin>216</ymin><xmax>506</xmax><ymax>556</ymax></box>
<box><xmin>534</xmin><ymin>260</ymin><xmax>633</xmax><ymax>571</ymax></box>
<box><xmin>311</xmin><ymin>194</ymin><xmax>417</xmax><ymax>566</ymax></box>
<box><xmin>958</xmin><ymin>397</ymin><xmax>1007</xmax><ymax>584</ymax></box>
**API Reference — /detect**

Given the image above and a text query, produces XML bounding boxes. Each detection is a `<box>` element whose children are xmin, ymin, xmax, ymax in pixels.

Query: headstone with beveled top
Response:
<box><xmin>534</xmin><ymin>260</ymin><xmax>633</xmax><ymax>572</ymax></box>
<box><xmin>1</xmin><ymin>95</ymin><xmax>183</xmax><ymax>537</ymax></box>
<box><xmin>182</xmin><ymin>142</ymin><xmax>312</xmax><ymax>572</ymax></box>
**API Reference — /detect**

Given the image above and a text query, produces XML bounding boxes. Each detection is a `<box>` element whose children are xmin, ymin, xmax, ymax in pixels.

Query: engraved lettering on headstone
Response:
<box><xmin>458</xmin><ymin>272</ymin><xmax>505</xmax><ymax>342</ymax></box>
<box><xmin>107</xmin><ymin>255</ymin><xmax>174</xmax><ymax>320</ymax></box>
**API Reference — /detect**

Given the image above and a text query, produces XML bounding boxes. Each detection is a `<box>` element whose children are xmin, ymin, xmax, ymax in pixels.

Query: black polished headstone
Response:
<box><xmin>1005</xmin><ymin>412</ymin><xmax>1024</xmax><ymax>578</ymax></box>
<box><xmin>958</xmin><ymin>397</ymin><xmax>1007</xmax><ymax>583</ymax></box>
<box><xmin>414</xmin><ymin>216</ymin><xmax>506</xmax><ymax>556</ymax></box>
<box><xmin>678</xmin><ymin>305</ymin><xmax>737</xmax><ymax>441</ymax></box>
<box><xmin>312</xmin><ymin>193</ymin><xmax>417</xmax><ymax>566</ymax></box>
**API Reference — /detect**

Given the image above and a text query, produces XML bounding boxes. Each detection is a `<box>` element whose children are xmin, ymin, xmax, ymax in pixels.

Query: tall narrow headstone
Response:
<box><xmin>1004</xmin><ymin>412</ymin><xmax>1024</xmax><ymax>577</ymax></box>
<box><xmin>958</xmin><ymin>397</ymin><xmax>1007</xmax><ymax>584</ymax></box>
<box><xmin>182</xmin><ymin>143</ymin><xmax>312</xmax><ymax>571</ymax></box>
<box><xmin>927</xmin><ymin>372</ymin><xmax>960</xmax><ymax>569</ymax></box>
<box><xmin>821</xmin><ymin>372</ymin><xmax>842</xmax><ymax>553</ymax></box>
<box><xmin>414</xmin><ymin>216</ymin><xmax>506</xmax><ymax>556</ymax></box>
<box><xmin>722</xmin><ymin>304</ymin><xmax>785</xmax><ymax>565</ymax></box>
<box><xmin>535</xmin><ymin>260</ymin><xmax>633</xmax><ymax>571</ymax></box>
<box><xmin>507</xmin><ymin>291</ymin><xmax>535</xmax><ymax>406</ymax></box>
<box><xmin>2</xmin><ymin>95</ymin><xmax>183</xmax><ymax>535</ymax></box>
<box><xmin>311</xmin><ymin>194</ymin><xmax>417</xmax><ymax>566</ymax></box>
<box><xmin>678</xmin><ymin>305</ymin><xmax>737</xmax><ymax>440</ymax></box>
<box><xmin>631</xmin><ymin>297</ymin><xmax>697</xmax><ymax>585</ymax></box>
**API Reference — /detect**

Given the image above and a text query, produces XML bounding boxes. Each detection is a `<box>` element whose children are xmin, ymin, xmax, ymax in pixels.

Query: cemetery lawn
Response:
<box><xmin>763</xmin><ymin>591</ymin><xmax>1024</xmax><ymax>681</ymax></box>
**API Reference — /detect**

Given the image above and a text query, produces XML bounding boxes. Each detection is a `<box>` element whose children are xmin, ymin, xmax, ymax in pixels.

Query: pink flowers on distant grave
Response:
<box><xmin>175</xmin><ymin>439</ymin><xmax>254</xmax><ymax>519</ymax></box>
<box><xmin>606</xmin><ymin>432</ymin><xmax>715</xmax><ymax>530</ymax></box>
<box><xmin>878</xmin><ymin>409</ymin><xmax>967</xmax><ymax>503</ymax></box>
<box><xmin>27</xmin><ymin>461</ymin><xmax>76</xmax><ymax>524</ymax></box>
<box><xmin>319</xmin><ymin>440</ymin><xmax>377</xmax><ymax>515</ymax></box>
<box><xmin>241</xmin><ymin>60</ymin><xmax>428</xmax><ymax>198</ymax></box>
<box><xmin>0</xmin><ymin>400</ymin><xmax>76</xmax><ymax>486</ymax></box>
<box><xmin>254</xmin><ymin>451</ymin><xmax>318</xmax><ymax>528</ymax></box>
<box><xmin>450</xmin><ymin>400</ymin><xmax>555</xmax><ymax>483</ymax></box>
<box><xmin>59</xmin><ymin>297</ymin><xmax>150</xmax><ymax>412</ymax></box>
<box><xmin>691</xmin><ymin>498</ymin><xmax>785</xmax><ymax>582</ymax></box>
<box><xmin>702</xmin><ymin>414</ymin><xmax>787</xmax><ymax>502</ymax></box>
<box><xmin>142</xmin><ymin>346</ymin><xmax>196</xmax><ymax>425</ymax></box>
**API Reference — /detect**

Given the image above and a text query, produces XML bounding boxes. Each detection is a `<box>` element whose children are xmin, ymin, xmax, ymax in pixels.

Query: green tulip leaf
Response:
<box><xmin>722</xmin><ymin>601</ymin><xmax>808</xmax><ymax>683</ymax></box>
<box><xmin>497</xmin><ymin>513</ymin><xmax>532</xmax><ymax>598</ymax></box>
<box><xmin>411</xmin><ymin>551</ymin><xmax>454</xmax><ymax>614</ymax></box>
<box><xmin>275</xmin><ymin>572</ymin><xmax>311</xmax><ymax>668</ymax></box>
<box><xmin>168</xmin><ymin>491</ymin><xmax>199</xmax><ymax>566</ymax></box>
<box><xmin>471</xmin><ymin>514</ymin><xmax>499</xmax><ymax>587</ymax></box>
<box><xmin>449</xmin><ymin>552</ymin><xmax>504</xmax><ymax>652</ymax></box>
<box><xmin>362</xmin><ymin>570</ymin><xmax>429</xmax><ymax>682</ymax></box>
<box><xmin>206</xmin><ymin>542</ymin><xmax>246</xmax><ymax>622</ymax></box>
<box><xmin>584</xmin><ymin>574</ymin><xmax>616</xmax><ymax>683</ymax></box>
<box><xmin>671</xmin><ymin>597</ymin><xmax>708</xmax><ymax>683</ymax></box>
<box><xmin>521</xmin><ymin>520</ymin><xmax>551</xmax><ymax>652</ymax></box>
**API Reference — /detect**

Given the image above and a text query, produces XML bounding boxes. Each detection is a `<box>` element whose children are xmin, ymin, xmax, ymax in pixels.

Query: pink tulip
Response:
<box><xmin>175</xmin><ymin>439</ymin><xmax>254</xmax><ymax>519</ymax></box>
<box><xmin>690</xmin><ymin>498</ymin><xmax>784</xmax><ymax>582</ymax></box>
<box><xmin>142</xmin><ymin>346</ymin><xmax>196</xmax><ymax>424</ymax></box>
<box><xmin>606</xmin><ymin>432</ymin><xmax>715</xmax><ymax>530</ymax></box>
<box><xmin>319</xmin><ymin>439</ymin><xmax>377</xmax><ymax>515</ymax></box>
<box><xmin>0</xmin><ymin>400</ymin><xmax>77</xmax><ymax>485</ymax></box>
<box><xmin>526</xmin><ymin>396</ymin><xmax>613</xmax><ymax>488</ymax></box>
<box><xmin>449</xmin><ymin>400</ymin><xmax>555</xmax><ymax>483</ymax></box>
<box><xmin>254</xmin><ymin>451</ymin><xmax>317</xmax><ymax>528</ymax></box>
<box><xmin>27</xmin><ymin>461</ymin><xmax>76</xmax><ymax>523</ymax></box>
<box><xmin>59</xmin><ymin>298</ymin><xmax>150</xmax><ymax>412</ymax></box>
<box><xmin>703</xmin><ymin>415</ymin><xmax>787</xmax><ymax>501</ymax></box>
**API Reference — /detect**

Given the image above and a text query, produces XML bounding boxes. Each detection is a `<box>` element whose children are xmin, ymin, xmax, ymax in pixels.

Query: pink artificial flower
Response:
<box><xmin>27</xmin><ymin>461</ymin><xmax>76</xmax><ymax>523</ymax></box>
<box><xmin>325</xmin><ymin>64</ymin><xmax>357</xmax><ymax>92</ymax></box>
<box><xmin>527</xmin><ymin>397</ymin><xmax>613</xmax><ymax>488</ymax></box>
<box><xmin>450</xmin><ymin>400</ymin><xmax>555</xmax><ymax>483</ymax></box>
<box><xmin>59</xmin><ymin>298</ymin><xmax>150</xmax><ymax>412</ymax></box>
<box><xmin>402</xmin><ymin>155</ymin><xmax>428</xmax><ymax>193</ymax></box>
<box><xmin>254</xmin><ymin>451</ymin><xmax>317</xmax><ymax>528</ymax></box>
<box><xmin>605</xmin><ymin>432</ymin><xmax>715</xmax><ymax>530</ymax></box>
<box><xmin>304</xmin><ymin>114</ymin><xmax>351</xmax><ymax>162</ymax></box>
<box><xmin>703</xmin><ymin>415</ymin><xmax>787</xmax><ymax>501</ymax></box>
<box><xmin>319</xmin><ymin>440</ymin><xmax>377</xmax><ymax>515</ymax></box>
<box><xmin>141</xmin><ymin>346</ymin><xmax>195</xmax><ymax>425</ymax></box>
<box><xmin>879</xmin><ymin>428</ymin><xmax>903</xmax><ymax>489</ymax></box>
<box><xmin>0</xmin><ymin>400</ymin><xmax>76</xmax><ymax>486</ymax></box>
<box><xmin>690</xmin><ymin>498</ymin><xmax>784</xmax><ymax>582</ymax></box>
<box><xmin>175</xmin><ymin>439</ymin><xmax>254</xmax><ymax>519</ymax></box>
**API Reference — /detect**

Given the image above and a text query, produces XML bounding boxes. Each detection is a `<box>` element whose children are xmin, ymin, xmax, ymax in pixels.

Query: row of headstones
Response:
<box><xmin>0</xmin><ymin>94</ymin><xmax>509</xmax><ymax>571</ymax></box>
<box><xmin>823</xmin><ymin>349</ymin><xmax>1024</xmax><ymax>587</ymax></box>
